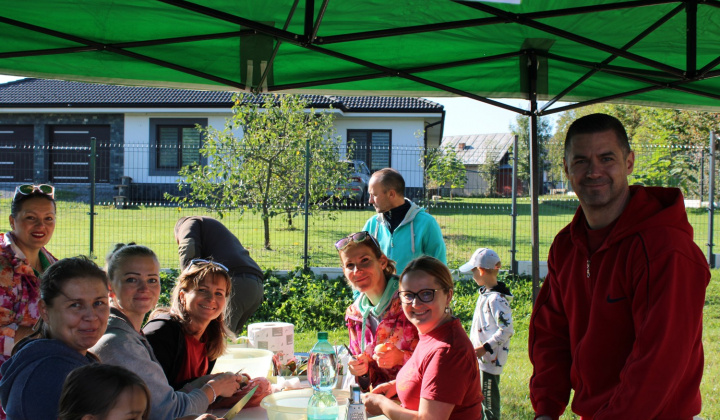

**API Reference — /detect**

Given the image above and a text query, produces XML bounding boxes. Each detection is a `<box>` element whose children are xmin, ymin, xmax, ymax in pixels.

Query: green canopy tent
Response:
<box><xmin>1</xmin><ymin>0</ymin><xmax>719</xmax><ymax>296</ymax></box>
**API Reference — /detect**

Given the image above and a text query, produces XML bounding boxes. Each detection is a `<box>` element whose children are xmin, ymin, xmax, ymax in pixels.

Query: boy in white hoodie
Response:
<box><xmin>459</xmin><ymin>248</ymin><xmax>514</xmax><ymax>420</ymax></box>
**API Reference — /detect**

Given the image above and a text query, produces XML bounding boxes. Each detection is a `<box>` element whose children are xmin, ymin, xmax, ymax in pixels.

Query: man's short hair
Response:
<box><xmin>564</xmin><ymin>113</ymin><xmax>631</xmax><ymax>158</ymax></box>
<box><xmin>371</xmin><ymin>168</ymin><xmax>405</xmax><ymax>196</ymax></box>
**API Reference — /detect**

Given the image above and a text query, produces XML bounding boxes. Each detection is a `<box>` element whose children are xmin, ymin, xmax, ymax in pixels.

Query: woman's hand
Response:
<box><xmin>373</xmin><ymin>343</ymin><xmax>404</xmax><ymax>369</ymax></box>
<box><xmin>371</xmin><ymin>380</ymin><xmax>397</xmax><ymax>399</ymax></box>
<box><xmin>348</xmin><ymin>353</ymin><xmax>371</xmax><ymax>376</ymax></box>
<box><xmin>206</xmin><ymin>372</ymin><xmax>243</xmax><ymax>398</ymax></box>
<box><xmin>362</xmin><ymin>392</ymin><xmax>390</xmax><ymax>416</ymax></box>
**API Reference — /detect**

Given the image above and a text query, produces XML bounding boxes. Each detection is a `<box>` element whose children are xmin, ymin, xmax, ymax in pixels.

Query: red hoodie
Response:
<box><xmin>529</xmin><ymin>186</ymin><xmax>709</xmax><ymax>419</ymax></box>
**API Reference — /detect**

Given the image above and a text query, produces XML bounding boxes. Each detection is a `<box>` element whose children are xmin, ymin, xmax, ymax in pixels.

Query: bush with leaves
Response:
<box><xmin>156</xmin><ymin>268</ymin><xmax>535</xmax><ymax>335</ymax></box>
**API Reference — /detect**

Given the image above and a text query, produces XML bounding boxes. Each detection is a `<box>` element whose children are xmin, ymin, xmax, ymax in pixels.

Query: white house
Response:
<box><xmin>0</xmin><ymin>78</ymin><xmax>444</xmax><ymax>202</ymax></box>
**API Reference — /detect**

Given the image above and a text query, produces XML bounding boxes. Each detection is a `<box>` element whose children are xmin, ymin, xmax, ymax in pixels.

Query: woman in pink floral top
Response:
<box><xmin>338</xmin><ymin>231</ymin><xmax>418</xmax><ymax>389</ymax></box>
<box><xmin>0</xmin><ymin>185</ymin><xmax>57</xmax><ymax>368</ymax></box>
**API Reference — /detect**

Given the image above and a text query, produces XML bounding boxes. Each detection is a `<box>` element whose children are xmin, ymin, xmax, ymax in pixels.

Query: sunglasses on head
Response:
<box><xmin>335</xmin><ymin>231</ymin><xmax>380</xmax><ymax>251</ymax></box>
<box><xmin>185</xmin><ymin>259</ymin><xmax>229</xmax><ymax>273</ymax></box>
<box><xmin>14</xmin><ymin>184</ymin><xmax>55</xmax><ymax>200</ymax></box>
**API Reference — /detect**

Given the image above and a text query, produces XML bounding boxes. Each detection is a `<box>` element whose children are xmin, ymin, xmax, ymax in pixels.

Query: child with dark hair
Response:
<box><xmin>59</xmin><ymin>364</ymin><xmax>219</xmax><ymax>420</ymax></box>
<box><xmin>58</xmin><ymin>364</ymin><xmax>151</xmax><ymax>420</ymax></box>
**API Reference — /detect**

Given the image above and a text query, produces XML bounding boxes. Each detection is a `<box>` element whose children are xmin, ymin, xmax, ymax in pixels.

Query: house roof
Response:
<box><xmin>0</xmin><ymin>78</ymin><xmax>443</xmax><ymax>112</ymax></box>
<box><xmin>442</xmin><ymin>133</ymin><xmax>514</xmax><ymax>165</ymax></box>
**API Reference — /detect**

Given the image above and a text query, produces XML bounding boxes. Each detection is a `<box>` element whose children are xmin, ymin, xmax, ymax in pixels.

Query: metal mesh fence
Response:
<box><xmin>2</xmin><ymin>140</ymin><xmax>717</xmax><ymax>270</ymax></box>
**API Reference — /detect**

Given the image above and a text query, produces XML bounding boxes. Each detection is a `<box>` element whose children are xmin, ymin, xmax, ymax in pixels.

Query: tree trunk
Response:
<box><xmin>286</xmin><ymin>209</ymin><xmax>293</xmax><ymax>228</ymax></box>
<box><xmin>262</xmin><ymin>206</ymin><xmax>271</xmax><ymax>250</ymax></box>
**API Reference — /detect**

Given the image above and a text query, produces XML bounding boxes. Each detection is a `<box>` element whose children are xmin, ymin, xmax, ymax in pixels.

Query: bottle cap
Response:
<box><xmin>318</xmin><ymin>331</ymin><xmax>328</xmax><ymax>340</ymax></box>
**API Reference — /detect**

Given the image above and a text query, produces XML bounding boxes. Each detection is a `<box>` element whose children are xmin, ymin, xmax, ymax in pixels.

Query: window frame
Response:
<box><xmin>149</xmin><ymin>118</ymin><xmax>207</xmax><ymax>176</ymax></box>
<box><xmin>346</xmin><ymin>129</ymin><xmax>392</xmax><ymax>172</ymax></box>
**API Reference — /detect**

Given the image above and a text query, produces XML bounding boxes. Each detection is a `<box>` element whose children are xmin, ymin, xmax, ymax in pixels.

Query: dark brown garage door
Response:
<box><xmin>49</xmin><ymin>125</ymin><xmax>110</xmax><ymax>183</ymax></box>
<box><xmin>0</xmin><ymin>125</ymin><xmax>35</xmax><ymax>183</ymax></box>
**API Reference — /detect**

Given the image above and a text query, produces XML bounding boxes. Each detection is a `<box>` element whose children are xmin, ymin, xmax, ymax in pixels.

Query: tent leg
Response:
<box><xmin>528</xmin><ymin>52</ymin><xmax>541</xmax><ymax>303</ymax></box>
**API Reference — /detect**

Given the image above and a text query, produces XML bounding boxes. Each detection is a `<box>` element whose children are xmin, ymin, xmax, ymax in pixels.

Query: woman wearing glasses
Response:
<box><xmin>0</xmin><ymin>184</ymin><xmax>57</xmax><ymax>370</ymax></box>
<box><xmin>92</xmin><ymin>245</ymin><xmax>240</xmax><ymax>420</ymax></box>
<box><xmin>338</xmin><ymin>231</ymin><xmax>419</xmax><ymax>390</ymax></box>
<box><xmin>143</xmin><ymin>260</ymin><xmax>239</xmax><ymax>392</ymax></box>
<box><xmin>362</xmin><ymin>256</ymin><xmax>483</xmax><ymax>420</ymax></box>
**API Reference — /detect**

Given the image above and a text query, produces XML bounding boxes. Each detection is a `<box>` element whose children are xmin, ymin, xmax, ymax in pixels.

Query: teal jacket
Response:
<box><xmin>363</xmin><ymin>199</ymin><xmax>446</xmax><ymax>274</ymax></box>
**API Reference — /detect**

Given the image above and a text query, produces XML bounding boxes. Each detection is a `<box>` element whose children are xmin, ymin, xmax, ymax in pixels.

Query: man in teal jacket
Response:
<box><xmin>363</xmin><ymin>168</ymin><xmax>446</xmax><ymax>274</ymax></box>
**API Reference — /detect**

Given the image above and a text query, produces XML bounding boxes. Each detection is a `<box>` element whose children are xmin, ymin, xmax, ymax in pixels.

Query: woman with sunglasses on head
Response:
<box><xmin>0</xmin><ymin>184</ymin><xmax>57</xmax><ymax>371</ymax></box>
<box><xmin>91</xmin><ymin>245</ymin><xmax>238</xmax><ymax>420</ymax></box>
<box><xmin>143</xmin><ymin>260</ymin><xmax>243</xmax><ymax>396</ymax></box>
<box><xmin>338</xmin><ymin>231</ymin><xmax>419</xmax><ymax>391</ymax></box>
<box><xmin>362</xmin><ymin>256</ymin><xmax>483</xmax><ymax>420</ymax></box>
<box><xmin>0</xmin><ymin>256</ymin><xmax>109</xmax><ymax>420</ymax></box>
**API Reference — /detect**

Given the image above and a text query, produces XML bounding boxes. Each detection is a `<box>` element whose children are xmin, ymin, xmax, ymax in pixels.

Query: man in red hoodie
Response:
<box><xmin>529</xmin><ymin>113</ymin><xmax>709</xmax><ymax>419</ymax></box>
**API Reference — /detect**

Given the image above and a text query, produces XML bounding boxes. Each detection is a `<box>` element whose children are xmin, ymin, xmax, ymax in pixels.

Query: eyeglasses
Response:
<box><xmin>398</xmin><ymin>289</ymin><xmax>445</xmax><ymax>304</ymax></box>
<box><xmin>14</xmin><ymin>184</ymin><xmax>55</xmax><ymax>200</ymax></box>
<box><xmin>335</xmin><ymin>231</ymin><xmax>380</xmax><ymax>251</ymax></box>
<box><xmin>186</xmin><ymin>259</ymin><xmax>229</xmax><ymax>272</ymax></box>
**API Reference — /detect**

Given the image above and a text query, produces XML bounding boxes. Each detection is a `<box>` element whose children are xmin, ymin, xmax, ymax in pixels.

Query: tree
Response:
<box><xmin>422</xmin><ymin>145</ymin><xmax>467</xmax><ymax>199</ymax></box>
<box><xmin>554</xmin><ymin>104</ymin><xmax>720</xmax><ymax>198</ymax></box>
<box><xmin>509</xmin><ymin>115</ymin><xmax>553</xmax><ymax>193</ymax></box>
<box><xmin>169</xmin><ymin>94</ymin><xmax>348</xmax><ymax>250</ymax></box>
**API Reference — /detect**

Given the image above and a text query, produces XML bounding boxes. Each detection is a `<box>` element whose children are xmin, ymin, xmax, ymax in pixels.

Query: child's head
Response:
<box><xmin>459</xmin><ymin>248</ymin><xmax>501</xmax><ymax>287</ymax></box>
<box><xmin>58</xmin><ymin>364</ymin><xmax>150</xmax><ymax>420</ymax></box>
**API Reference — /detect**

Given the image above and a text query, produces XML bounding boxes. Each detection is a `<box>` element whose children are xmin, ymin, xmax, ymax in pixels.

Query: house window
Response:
<box><xmin>347</xmin><ymin>129</ymin><xmax>391</xmax><ymax>171</ymax></box>
<box><xmin>157</xmin><ymin>126</ymin><xmax>201</xmax><ymax>169</ymax></box>
<box><xmin>149</xmin><ymin>118</ymin><xmax>207</xmax><ymax>176</ymax></box>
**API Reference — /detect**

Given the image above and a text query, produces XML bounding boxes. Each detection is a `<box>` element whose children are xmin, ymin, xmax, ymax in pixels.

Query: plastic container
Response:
<box><xmin>211</xmin><ymin>347</ymin><xmax>274</xmax><ymax>378</ymax></box>
<box><xmin>261</xmin><ymin>388</ymin><xmax>349</xmax><ymax>420</ymax></box>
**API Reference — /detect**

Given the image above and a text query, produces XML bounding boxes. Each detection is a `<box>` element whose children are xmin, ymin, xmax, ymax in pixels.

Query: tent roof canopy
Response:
<box><xmin>1</xmin><ymin>0</ymin><xmax>719</xmax><ymax>114</ymax></box>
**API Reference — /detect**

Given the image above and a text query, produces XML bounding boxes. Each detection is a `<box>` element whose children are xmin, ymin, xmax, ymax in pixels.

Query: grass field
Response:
<box><xmin>17</xmin><ymin>194</ymin><xmax>720</xmax><ymax>272</ymax></box>
<box><xmin>291</xmin><ymin>270</ymin><xmax>720</xmax><ymax>419</ymax></box>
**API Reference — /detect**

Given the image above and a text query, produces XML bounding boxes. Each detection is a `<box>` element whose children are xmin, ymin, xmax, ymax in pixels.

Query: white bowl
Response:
<box><xmin>212</xmin><ymin>347</ymin><xmax>274</xmax><ymax>378</ymax></box>
<box><xmin>261</xmin><ymin>388</ymin><xmax>349</xmax><ymax>420</ymax></box>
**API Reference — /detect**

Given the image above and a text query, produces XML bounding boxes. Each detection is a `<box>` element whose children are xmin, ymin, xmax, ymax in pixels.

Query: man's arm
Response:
<box><xmin>528</xmin><ymin>244</ymin><xmax>572</xmax><ymax>419</ymax></box>
<box><xmin>592</xmin><ymin>251</ymin><xmax>708</xmax><ymax>419</ymax></box>
<box><xmin>176</xmin><ymin>218</ymin><xmax>202</xmax><ymax>270</ymax></box>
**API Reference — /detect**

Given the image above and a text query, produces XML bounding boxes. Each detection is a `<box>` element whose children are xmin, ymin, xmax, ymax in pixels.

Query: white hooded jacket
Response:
<box><xmin>470</xmin><ymin>281</ymin><xmax>514</xmax><ymax>375</ymax></box>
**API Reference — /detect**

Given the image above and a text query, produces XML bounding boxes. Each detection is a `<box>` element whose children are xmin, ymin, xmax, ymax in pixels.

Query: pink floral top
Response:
<box><xmin>345</xmin><ymin>284</ymin><xmax>419</xmax><ymax>387</ymax></box>
<box><xmin>0</xmin><ymin>232</ymin><xmax>56</xmax><ymax>365</ymax></box>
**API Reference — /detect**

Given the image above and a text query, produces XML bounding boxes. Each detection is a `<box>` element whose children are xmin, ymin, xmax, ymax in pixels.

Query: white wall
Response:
<box><xmin>123</xmin><ymin>110</ymin><xmax>436</xmax><ymax>188</ymax></box>
<box><xmin>123</xmin><ymin>112</ymin><xmax>230</xmax><ymax>183</ymax></box>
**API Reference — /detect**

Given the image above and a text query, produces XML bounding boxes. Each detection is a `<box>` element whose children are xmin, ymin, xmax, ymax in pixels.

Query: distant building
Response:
<box><xmin>441</xmin><ymin>133</ymin><xmax>521</xmax><ymax>197</ymax></box>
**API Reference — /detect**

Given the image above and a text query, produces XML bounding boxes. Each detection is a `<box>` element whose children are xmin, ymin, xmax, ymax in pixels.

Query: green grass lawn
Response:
<box><xmin>17</xmin><ymin>195</ymin><xmax>720</xmax><ymax>273</ymax></box>
<box><xmin>291</xmin><ymin>270</ymin><xmax>720</xmax><ymax>419</ymax></box>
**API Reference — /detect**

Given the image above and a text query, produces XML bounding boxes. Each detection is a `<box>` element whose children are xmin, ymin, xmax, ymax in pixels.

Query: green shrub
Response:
<box><xmin>157</xmin><ymin>267</ymin><xmax>536</xmax><ymax>336</ymax></box>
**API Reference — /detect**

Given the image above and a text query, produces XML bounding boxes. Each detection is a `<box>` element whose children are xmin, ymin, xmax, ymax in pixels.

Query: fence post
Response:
<box><xmin>700</xmin><ymin>149</ymin><xmax>705</xmax><ymax>204</ymax></box>
<box><xmin>88</xmin><ymin>137</ymin><xmax>97</xmax><ymax>259</ymax></box>
<box><xmin>708</xmin><ymin>132</ymin><xmax>716</xmax><ymax>268</ymax></box>
<box><xmin>510</xmin><ymin>134</ymin><xmax>518</xmax><ymax>274</ymax></box>
<box><xmin>303</xmin><ymin>138</ymin><xmax>311</xmax><ymax>270</ymax></box>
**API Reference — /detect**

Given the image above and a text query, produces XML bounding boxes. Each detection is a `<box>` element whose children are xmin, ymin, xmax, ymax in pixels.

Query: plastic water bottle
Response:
<box><xmin>307</xmin><ymin>331</ymin><xmax>339</xmax><ymax>420</ymax></box>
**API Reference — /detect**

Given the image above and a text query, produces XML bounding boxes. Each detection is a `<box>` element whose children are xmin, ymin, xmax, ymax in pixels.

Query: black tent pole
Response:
<box><xmin>528</xmin><ymin>52</ymin><xmax>541</xmax><ymax>303</ymax></box>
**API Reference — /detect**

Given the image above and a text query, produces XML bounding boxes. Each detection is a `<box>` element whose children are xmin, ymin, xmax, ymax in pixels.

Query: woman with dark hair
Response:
<box><xmin>338</xmin><ymin>231</ymin><xmax>418</xmax><ymax>390</ymax></box>
<box><xmin>92</xmin><ymin>245</ymin><xmax>240</xmax><ymax>420</ymax></box>
<box><xmin>58</xmin><ymin>364</ymin><xmax>152</xmax><ymax>420</ymax></box>
<box><xmin>143</xmin><ymin>260</ymin><xmax>236</xmax><ymax>390</ymax></box>
<box><xmin>362</xmin><ymin>256</ymin><xmax>483</xmax><ymax>420</ymax></box>
<box><xmin>0</xmin><ymin>256</ymin><xmax>109</xmax><ymax>420</ymax></box>
<box><xmin>0</xmin><ymin>184</ymin><xmax>57</xmax><ymax>369</ymax></box>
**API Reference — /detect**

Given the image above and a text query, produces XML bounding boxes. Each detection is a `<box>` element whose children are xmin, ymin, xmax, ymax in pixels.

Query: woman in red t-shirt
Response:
<box><xmin>362</xmin><ymin>256</ymin><xmax>484</xmax><ymax>420</ymax></box>
<box><xmin>144</xmin><ymin>259</ymin><xmax>235</xmax><ymax>391</ymax></box>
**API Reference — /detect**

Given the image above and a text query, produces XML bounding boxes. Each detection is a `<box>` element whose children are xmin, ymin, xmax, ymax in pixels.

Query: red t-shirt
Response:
<box><xmin>176</xmin><ymin>334</ymin><xmax>209</xmax><ymax>386</ymax></box>
<box><xmin>395</xmin><ymin>318</ymin><xmax>483</xmax><ymax>419</ymax></box>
